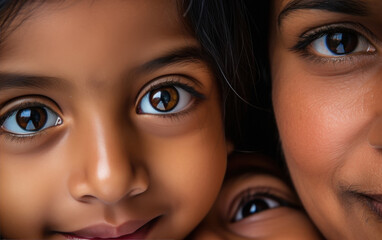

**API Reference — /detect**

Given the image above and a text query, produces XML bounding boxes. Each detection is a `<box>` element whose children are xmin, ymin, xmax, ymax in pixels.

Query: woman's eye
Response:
<box><xmin>1</xmin><ymin>106</ymin><xmax>62</xmax><ymax>135</ymax></box>
<box><xmin>137</xmin><ymin>85</ymin><xmax>192</xmax><ymax>114</ymax></box>
<box><xmin>232</xmin><ymin>196</ymin><xmax>281</xmax><ymax>222</ymax></box>
<box><xmin>310</xmin><ymin>31</ymin><xmax>375</xmax><ymax>56</ymax></box>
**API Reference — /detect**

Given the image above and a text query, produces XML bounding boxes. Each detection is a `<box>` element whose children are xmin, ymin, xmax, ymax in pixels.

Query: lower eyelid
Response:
<box><xmin>138</xmin><ymin>97</ymin><xmax>202</xmax><ymax>123</ymax></box>
<box><xmin>296</xmin><ymin>51</ymin><xmax>378</xmax><ymax>76</ymax></box>
<box><xmin>0</xmin><ymin>130</ymin><xmax>46</xmax><ymax>143</ymax></box>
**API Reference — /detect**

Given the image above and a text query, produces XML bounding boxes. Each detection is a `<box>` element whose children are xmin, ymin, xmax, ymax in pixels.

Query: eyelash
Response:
<box><xmin>136</xmin><ymin>77</ymin><xmax>205</xmax><ymax>119</ymax></box>
<box><xmin>291</xmin><ymin>23</ymin><xmax>377</xmax><ymax>63</ymax></box>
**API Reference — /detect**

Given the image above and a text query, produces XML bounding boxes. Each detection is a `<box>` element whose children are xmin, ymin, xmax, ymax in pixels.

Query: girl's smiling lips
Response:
<box><xmin>61</xmin><ymin>217</ymin><xmax>159</xmax><ymax>239</ymax></box>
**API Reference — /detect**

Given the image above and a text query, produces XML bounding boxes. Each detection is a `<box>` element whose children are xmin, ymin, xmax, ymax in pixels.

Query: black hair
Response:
<box><xmin>0</xmin><ymin>0</ymin><xmax>31</xmax><ymax>44</ymax></box>
<box><xmin>245</xmin><ymin>0</ymin><xmax>295</xmax><ymax>172</ymax></box>
<box><xmin>181</xmin><ymin>0</ymin><xmax>278</xmax><ymax>156</ymax></box>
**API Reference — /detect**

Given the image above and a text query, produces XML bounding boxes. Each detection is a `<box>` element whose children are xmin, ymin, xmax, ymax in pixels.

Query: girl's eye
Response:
<box><xmin>311</xmin><ymin>31</ymin><xmax>375</xmax><ymax>56</ymax></box>
<box><xmin>232</xmin><ymin>195</ymin><xmax>281</xmax><ymax>222</ymax></box>
<box><xmin>1</xmin><ymin>106</ymin><xmax>62</xmax><ymax>135</ymax></box>
<box><xmin>137</xmin><ymin>85</ymin><xmax>192</xmax><ymax>114</ymax></box>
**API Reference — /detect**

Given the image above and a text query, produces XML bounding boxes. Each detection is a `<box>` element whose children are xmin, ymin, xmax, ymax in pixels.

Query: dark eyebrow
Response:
<box><xmin>0</xmin><ymin>47</ymin><xmax>207</xmax><ymax>91</ymax></box>
<box><xmin>0</xmin><ymin>74</ymin><xmax>65</xmax><ymax>91</ymax></box>
<box><xmin>278</xmin><ymin>0</ymin><xmax>369</xmax><ymax>26</ymax></box>
<box><xmin>135</xmin><ymin>45</ymin><xmax>208</xmax><ymax>74</ymax></box>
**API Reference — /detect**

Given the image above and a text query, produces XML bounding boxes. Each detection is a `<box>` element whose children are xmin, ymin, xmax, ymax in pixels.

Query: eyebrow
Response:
<box><xmin>224</xmin><ymin>165</ymin><xmax>286</xmax><ymax>183</ymax></box>
<box><xmin>135</xmin><ymin>45</ymin><xmax>208</xmax><ymax>74</ymax></box>
<box><xmin>0</xmin><ymin>46</ymin><xmax>207</xmax><ymax>92</ymax></box>
<box><xmin>278</xmin><ymin>0</ymin><xmax>369</xmax><ymax>26</ymax></box>
<box><xmin>0</xmin><ymin>74</ymin><xmax>65</xmax><ymax>91</ymax></box>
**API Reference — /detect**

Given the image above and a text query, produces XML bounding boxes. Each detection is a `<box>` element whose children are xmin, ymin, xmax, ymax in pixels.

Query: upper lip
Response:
<box><xmin>68</xmin><ymin>219</ymin><xmax>152</xmax><ymax>239</ymax></box>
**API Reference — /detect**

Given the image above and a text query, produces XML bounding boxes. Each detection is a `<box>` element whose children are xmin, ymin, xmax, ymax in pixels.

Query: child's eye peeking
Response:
<box><xmin>311</xmin><ymin>31</ymin><xmax>375</xmax><ymax>56</ymax></box>
<box><xmin>1</xmin><ymin>106</ymin><xmax>62</xmax><ymax>135</ymax></box>
<box><xmin>137</xmin><ymin>80</ymin><xmax>203</xmax><ymax>115</ymax></box>
<box><xmin>231</xmin><ymin>194</ymin><xmax>281</xmax><ymax>222</ymax></box>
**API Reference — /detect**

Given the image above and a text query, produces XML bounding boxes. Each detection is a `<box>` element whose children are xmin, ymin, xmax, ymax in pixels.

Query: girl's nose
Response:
<box><xmin>68</xmin><ymin>116</ymin><xmax>149</xmax><ymax>205</ymax></box>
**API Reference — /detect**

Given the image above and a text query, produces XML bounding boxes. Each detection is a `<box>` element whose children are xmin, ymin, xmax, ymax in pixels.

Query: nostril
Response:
<box><xmin>77</xmin><ymin>195</ymin><xmax>97</xmax><ymax>203</ymax></box>
<box><xmin>128</xmin><ymin>169</ymin><xmax>150</xmax><ymax>197</ymax></box>
<box><xmin>128</xmin><ymin>188</ymin><xmax>146</xmax><ymax>197</ymax></box>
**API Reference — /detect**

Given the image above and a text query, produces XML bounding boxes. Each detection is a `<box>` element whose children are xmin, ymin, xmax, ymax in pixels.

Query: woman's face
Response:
<box><xmin>188</xmin><ymin>153</ymin><xmax>322</xmax><ymax>240</ymax></box>
<box><xmin>0</xmin><ymin>0</ymin><xmax>228</xmax><ymax>239</ymax></box>
<box><xmin>270</xmin><ymin>0</ymin><xmax>382</xmax><ymax>238</ymax></box>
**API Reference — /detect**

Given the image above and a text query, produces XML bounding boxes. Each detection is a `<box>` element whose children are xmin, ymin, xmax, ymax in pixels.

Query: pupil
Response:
<box><xmin>160</xmin><ymin>91</ymin><xmax>171</xmax><ymax>104</ymax></box>
<box><xmin>241</xmin><ymin>199</ymin><xmax>269</xmax><ymax>218</ymax></box>
<box><xmin>149</xmin><ymin>86</ymin><xmax>179</xmax><ymax>112</ymax></box>
<box><xmin>326</xmin><ymin>32</ymin><xmax>358</xmax><ymax>55</ymax></box>
<box><xmin>16</xmin><ymin>107</ymin><xmax>47</xmax><ymax>131</ymax></box>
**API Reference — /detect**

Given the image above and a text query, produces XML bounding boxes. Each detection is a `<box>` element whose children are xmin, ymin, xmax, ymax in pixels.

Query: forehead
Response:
<box><xmin>4</xmin><ymin>0</ymin><xmax>184</xmax><ymax>40</ymax></box>
<box><xmin>0</xmin><ymin>0</ymin><xmax>194</xmax><ymax>75</ymax></box>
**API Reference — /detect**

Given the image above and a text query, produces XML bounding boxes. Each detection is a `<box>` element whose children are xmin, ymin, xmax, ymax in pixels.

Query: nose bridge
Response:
<box><xmin>90</xmin><ymin>115</ymin><xmax>129</xmax><ymax>190</ymax></box>
<box><xmin>69</xmin><ymin>113</ymin><xmax>147</xmax><ymax>204</ymax></box>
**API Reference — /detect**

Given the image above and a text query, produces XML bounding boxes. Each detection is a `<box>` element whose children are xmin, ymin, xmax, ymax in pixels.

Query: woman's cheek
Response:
<box><xmin>273</xmin><ymin>67</ymin><xmax>371</xmax><ymax>170</ymax></box>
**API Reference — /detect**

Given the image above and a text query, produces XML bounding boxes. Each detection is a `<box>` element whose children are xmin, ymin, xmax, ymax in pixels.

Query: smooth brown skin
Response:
<box><xmin>0</xmin><ymin>1</ymin><xmax>229</xmax><ymax>239</ymax></box>
<box><xmin>188</xmin><ymin>153</ymin><xmax>322</xmax><ymax>240</ymax></box>
<box><xmin>270</xmin><ymin>0</ymin><xmax>382</xmax><ymax>239</ymax></box>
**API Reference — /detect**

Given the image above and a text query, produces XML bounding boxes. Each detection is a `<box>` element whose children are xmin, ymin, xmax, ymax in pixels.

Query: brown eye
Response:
<box><xmin>137</xmin><ymin>84</ymin><xmax>194</xmax><ymax>115</ymax></box>
<box><xmin>149</xmin><ymin>86</ymin><xmax>179</xmax><ymax>112</ymax></box>
<box><xmin>310</xmin><ymin>28</ymin><xmax>375</xmax><ymax>57</ymax></box>
<box><xmin>1</xmin><ymin>105</ymin><xmax>62</xmax><ymax>135</ymax></box>
<box><xmin>326</xmin><ymin>32</ymin><xmax>358</xmax><ymax>55</ymax></box>
<box><xmin>16</xmin><ymin>107</ymin><xmax>47</xmax><ymax>131</ymax></box>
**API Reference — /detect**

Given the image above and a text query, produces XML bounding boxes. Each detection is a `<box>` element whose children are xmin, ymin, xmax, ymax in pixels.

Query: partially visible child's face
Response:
<box><xmin>188</xmin><ymin>153</ymin><xmax>322</xmax><ymax>240</ymax></box>
<box><xmin>0</xmin><ymin>1</ymin><xmax>228</xmax><ymax>239</ymax></box>
<box><xmin>270</xmin><ymin>0</ymin><xmax>382</xmax><ymax>238</ymax></box>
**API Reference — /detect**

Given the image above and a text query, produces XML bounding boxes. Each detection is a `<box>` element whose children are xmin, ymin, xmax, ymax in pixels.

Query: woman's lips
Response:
<box><xmin>349</xmin><ymin>190</ymin><xmax>382</xmax><ymax>219</ymax></box>
<box><xmin>62</xmin><ymin>217</ymin><xmax>158</xmax><ymax>239</ymax></box>
<box><xmin>365</xmin><ymin>195</ymin><xmax>382</xmax><ymax>218</ymax></box>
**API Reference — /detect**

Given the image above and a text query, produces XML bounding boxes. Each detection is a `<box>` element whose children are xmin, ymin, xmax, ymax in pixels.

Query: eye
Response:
<box><xmin>232</xmin><ymin>195</ymin><xmax>282</xmax><ymax>222</ymax></box>
<box><xmin>1</xmin><ymin>106</ymin><xmax>62</xmax><ymax>135</ymax></box>
<box><xmin>311</xmin><ymin>31</ymin><xmax>375</xmax><ymax>56</ymax></box>
<box><xmin>137</xmin><ymin>85</ymin><xmax>192</xmax><ymax>114</ymax></box>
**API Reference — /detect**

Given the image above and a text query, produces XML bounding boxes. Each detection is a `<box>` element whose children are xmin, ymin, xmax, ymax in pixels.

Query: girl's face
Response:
<box><xmin>188</xmin><ymin>153</ymin><xmax>322</xmax><ymax>240</ymax></box>
<box><xmin>270</xmin><ymin>0</ymin><xmax>382</xmax><ymax>238</ymax></box>
<box><xmin>0</xmin><ymin>0</ymin><xmax>228</xmax><ymax>239</ymax></box>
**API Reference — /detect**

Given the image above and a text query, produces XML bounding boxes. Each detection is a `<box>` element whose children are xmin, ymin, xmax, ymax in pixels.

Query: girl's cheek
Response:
<box><xmin>0</xmin><ymin>154</ymin><xmax>58</xmax><ymax>238</ymax></box>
